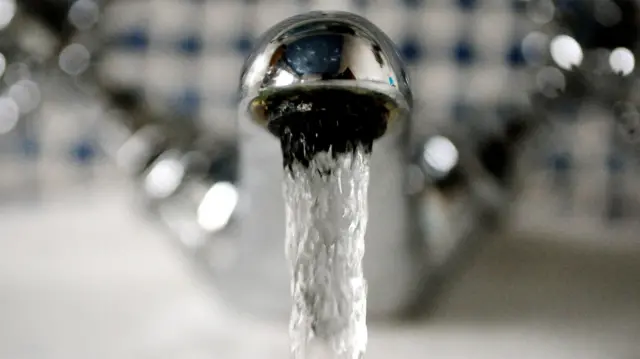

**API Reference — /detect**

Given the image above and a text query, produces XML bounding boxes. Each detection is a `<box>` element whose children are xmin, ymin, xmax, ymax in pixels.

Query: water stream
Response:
<box><xmin>283</xmin><ymin>146</ymin><xmax>371</xmax><ymax>359</ymax></box>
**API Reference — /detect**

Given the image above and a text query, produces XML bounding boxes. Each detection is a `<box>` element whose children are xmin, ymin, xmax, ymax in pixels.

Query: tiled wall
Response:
<box><xmin>1</xmin><ymin>0</ymin><xmax>639</xmax><ymax>239</ymax></box>
<box><xmin>98</xmin><ymin>0</ymin><xmax>530</xmax><ymax>134</ymax></box>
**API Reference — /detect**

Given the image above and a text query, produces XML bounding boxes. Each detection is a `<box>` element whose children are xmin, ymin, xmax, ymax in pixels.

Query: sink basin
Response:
<box><xmin>0</xmin><ymin>183</ymin><xmax>639</xmax><ymax>359</ymax></box>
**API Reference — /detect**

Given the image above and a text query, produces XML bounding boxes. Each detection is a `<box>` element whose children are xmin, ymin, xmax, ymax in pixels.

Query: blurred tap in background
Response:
<box><xmin>510</xmin><ymin>0</ymin><xmax>640</xmax><ymax>230</ymax></box>
<box><xmin>0</xmin><ymin>0</ymin><xmax>241</xmax><ymax>249</ymax></box>
<box><xmin>402</xmin><ymin>93</ymin><xmax>543</xmax><ymax>316</ymax></box>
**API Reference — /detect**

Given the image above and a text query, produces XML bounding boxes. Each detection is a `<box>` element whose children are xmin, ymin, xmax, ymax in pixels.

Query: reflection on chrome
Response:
<box><xmin>609</xmin><ymin>47</ymin><xmax>635</xmax><ymax>76</ymax></box>
<box><xmin>550</xmin><ymin>35</ymin><xmax>583</xmax><ymax>71</ymax></box>
<box><xmin>197</xmin><ymin>182</ymin><xmax>238</xmax><ymax>233</ymax></box>
<box><xmin>0</xmin><ymin>0</ymin><xmax>16</xmax><ymax>30</ymax></box>
<box><xmin>423</xmin><ymin>135</ymin><xmax>459</xmax><ymax>177</ymax></box>
<box><xmin>272</xmin><ymin>68</ymin><xmax>297</xmax><ymax>87</ymax></box>
<box><xmin>144</xmin><ymin>153</ymin><xmax>186</xmax><ymax>199</ymax></box>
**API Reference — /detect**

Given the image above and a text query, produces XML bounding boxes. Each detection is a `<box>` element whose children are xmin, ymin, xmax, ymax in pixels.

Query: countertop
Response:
<box><xmin>1</xmin><ymin>184</ymin><xmax>639</xmax><ymax>359</ymax></box>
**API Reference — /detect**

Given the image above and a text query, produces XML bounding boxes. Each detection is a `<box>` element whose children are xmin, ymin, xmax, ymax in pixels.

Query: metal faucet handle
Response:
<box><xmin>239</xmin><ymin>11</ymin><xmax>412</xmax><ymax>138</ymax></box>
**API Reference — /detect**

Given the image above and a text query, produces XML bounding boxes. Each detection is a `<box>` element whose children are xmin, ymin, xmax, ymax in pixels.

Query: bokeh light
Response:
<box><xmin>0</xmin><ymin>0</ymin><xmax>16</xmax><ymax>30</ymax></box>
<box><xmin>549</xmin><ymin>35</ymin><xmax>583</xmax><ymax>70</ymax></box>
<box><xmin>609</xmin><ymin>47</ymin><xmax>635</xmax><ymax>76</ymax></box>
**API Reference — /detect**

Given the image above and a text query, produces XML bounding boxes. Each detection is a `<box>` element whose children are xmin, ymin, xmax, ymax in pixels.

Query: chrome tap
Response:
<box><xmin>214</xmin><ymin>11</ymin><xmax>421</xmax><ymax>321</ymax></box>
<box><xmin>403</xmin><ymin>99</ymin><xmax>541</xmax><ymax>317</ymax></box>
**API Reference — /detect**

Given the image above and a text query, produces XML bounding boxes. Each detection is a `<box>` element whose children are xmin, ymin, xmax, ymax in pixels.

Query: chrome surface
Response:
<box><xmin>239</xmin><ymin>11</ymin><xmax>411</xmax><ymax>133</ymax></box>
<box><xmin>139</xmin><ymin>143</ymin><xmax>240</xmax><ymax>254</ymax></box>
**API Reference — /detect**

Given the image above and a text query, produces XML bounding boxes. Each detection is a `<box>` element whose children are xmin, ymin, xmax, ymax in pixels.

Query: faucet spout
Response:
<box><xmin>239</xmin><ymin>11</ymin><xmax>412</xmax><ymax>169</ymax></box>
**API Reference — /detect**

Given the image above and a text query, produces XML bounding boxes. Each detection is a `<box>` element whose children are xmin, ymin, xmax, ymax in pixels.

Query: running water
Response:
<box><xmin>283</xmin><ymin>146</ymin><xmax>371</xmax><ymax>359</ymax></box>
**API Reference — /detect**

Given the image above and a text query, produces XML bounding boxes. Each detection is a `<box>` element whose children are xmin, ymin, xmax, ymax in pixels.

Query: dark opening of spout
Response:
<box><xmin>261</xmin><ymin>88</ymin><xmax>391</xmax><ymax>174</ymax></box>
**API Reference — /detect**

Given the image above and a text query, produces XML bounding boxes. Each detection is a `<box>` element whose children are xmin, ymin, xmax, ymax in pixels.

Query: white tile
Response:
<box><xmin>203</xmin><ymin>2</ymin><xmax>246</xmax><ymax>40</ymax></box>
<box><xmin>471</xmin><ymin>11</ymin><xmax>516</xmax><ymax>62</ymax></box>
<box><xmin>464</xmin><ymin>66</ymin><xmax>510</xmax><ymax>104</ymax></box>
<box><xmin>307</xmin><ymin>0</ymin><xmax>356</xmax><ymax>12</ymax></box>
<box><xmin>147</xmin><ymin>1</ymin><xmax>197</xmax><ymax>37</ymax></box>
<box><xmin>199</xmin><ymin>54</ymin><xmax>244</xmax><ymax>98</ymax></box>
<box><xmin>144</xmin><ymin>53</ymin><xmax>189</xmax><ymax>91</ymax></box>
<box><xmin>98</xmin><ymin>52</ymin><xmax>149</xmax><ymax>87</ymax></box>
<box><xmin>414</xmin><ymin>63</ymin><xmax>459</xmax><ymax>105</ymax></box>
<box><xmin>364</xmin><ymin>4</ymin><xmax>406</xmax><ymax>44</ymax></box>
<box><xmin>199</xmin><ymin>105</ymin><xmax>238</xmax><ymax>139</ymax></box>
<box><xmin>419</xmin><ymin>8</ymin><xmax>463</xmax><ymax>49</ymax></box>
<box><xmin>251</xmin><ymin>2</ymin><xmax>304</xmax><ymax>35</ymax></box>
<box><xmin>101</xmin><ymin>1</ymin><xmax>152</xmax><ymax>34</ymax></box>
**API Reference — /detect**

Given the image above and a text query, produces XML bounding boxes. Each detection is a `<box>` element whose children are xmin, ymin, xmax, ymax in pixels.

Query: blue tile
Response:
<box><xmin>401</xmin><ymin>0</ymin><xmax>424</xmax><ymax>8</ymax></box>
<box><xmin>178</xmin><ymin>34</ymin><xmax>203</xmax><ymax>55</ymax></box>
<box><xmin>234</xmin><ymin>34</ymin><xmax>253</xmax><ymax>56</ymax></box>
<box><xmin>606</xmin><ymin>154</ymin><xmax>625</xmax><ymax>173</ymax></box>
<box><xmin>549</xmin><ymin>152</ymin><xmax>571</xmax><ymax>171</ymax></box>
<box><xmin>457</xmin><ymin>0</ymin><xmax>478</xmax><ymax>11</ymax></box>
<box><xmin>506</xmin><ymin>42</ymin><xmax>526</xmax><ymax>67</ymax></box>
<box><xmin>453</xmin><ymin>40</ymin><xmax>475</xmax><ymax>65</ymax></box>
<box><xmin>114</xmin><ymin>28</ymin><xmax>149</xmax><ymax>50</ymax></box>
<box><xmin>70</xmin><ymin>140</ymin><xmax>97</xmax><ymax>164</ymax></box>
<box><xmin>399</xmin><ymin>36</ymin><xmax>424</xmax><ymax>63</ymax></box>
<box><xmin>21</xmin><ymin>138</ymin><xmax>39</xmax><ymax>158</ymax></box>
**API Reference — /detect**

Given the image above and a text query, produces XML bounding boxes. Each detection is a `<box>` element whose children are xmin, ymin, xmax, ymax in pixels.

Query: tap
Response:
<box><xmin>403</xmin><ymin>99</ymin><xmax>541</xmax><ymax>317</ymax></box>
<box><xmin>133</xmin><ymin>139</ymin><xmax>240</xmax><ymax>258</ymax></box>
<box><xmin>5</xmin><ymin>0</ymin><xmax>241</xmax><ymax>250</ymax></box>
<box><xmin>210</xmin><ymin>11</ymin><xmax>422</xmax><ymax>321</ymax></box>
